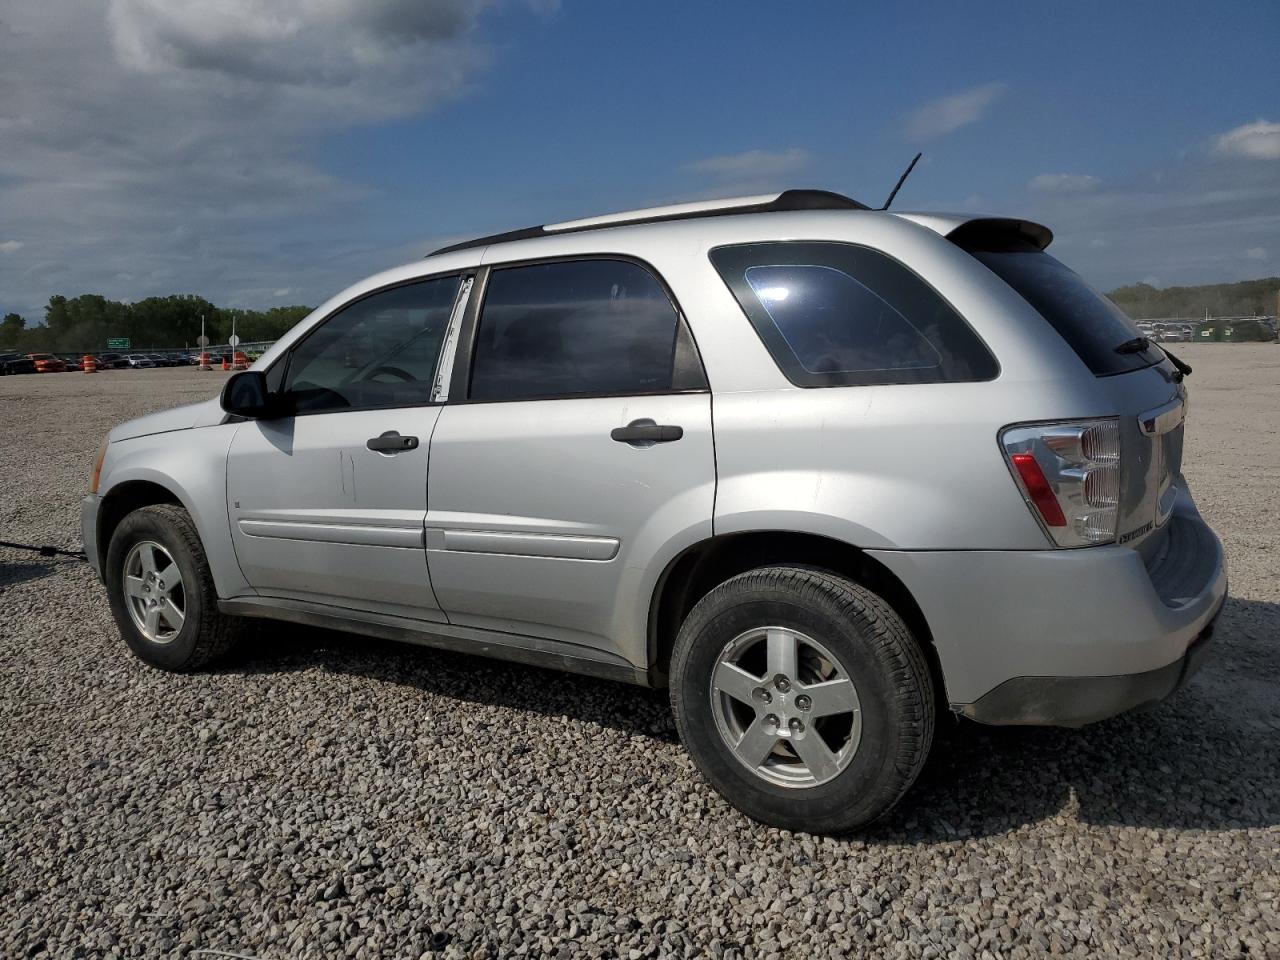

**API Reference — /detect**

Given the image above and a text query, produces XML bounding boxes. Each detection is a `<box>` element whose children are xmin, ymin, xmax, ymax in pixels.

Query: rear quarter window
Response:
<box><xmin>710</xmin><ymin>241</ymin><xmax>998</xmax><ymax>387</ymax></box>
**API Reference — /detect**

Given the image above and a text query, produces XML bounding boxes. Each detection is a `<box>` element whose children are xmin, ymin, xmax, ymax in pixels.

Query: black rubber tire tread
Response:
<box><xmin>669</xmin><ymin>565</ymin><xmax>935</xmax><ymax>834</ymax></box>
<box><xmin>104</xmin><ymin>503</ymin><xmax>244</xmax><ymax>672</ymax></box>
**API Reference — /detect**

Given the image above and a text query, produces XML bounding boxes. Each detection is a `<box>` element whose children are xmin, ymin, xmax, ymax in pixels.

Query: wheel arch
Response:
<box><xmin>646</xmin><ymin>530</ymin><xmax>946</xmax><ymax>702</ymax></box>
<box><xmin>96</xmin><ymin>478</ymin><xmax>186</xmax><ymax>573</ymax></box>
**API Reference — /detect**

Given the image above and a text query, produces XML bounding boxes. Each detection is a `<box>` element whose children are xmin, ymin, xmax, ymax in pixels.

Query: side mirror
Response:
<box><xmin>220</xmin><ymin>370</ymin><xmax>279</xmax><ymax>419</ymax></box>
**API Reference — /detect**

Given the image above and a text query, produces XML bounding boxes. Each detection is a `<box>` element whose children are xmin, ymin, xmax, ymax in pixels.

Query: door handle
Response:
<box><xmin>366</xmin><ymin>431</ymin><xmax>419</xmax><ymax>453</ymax></box>
<box><xmin>610</xmin><ymin>418</ymin><xmax>683</xmax><ymax>446</ymax></box>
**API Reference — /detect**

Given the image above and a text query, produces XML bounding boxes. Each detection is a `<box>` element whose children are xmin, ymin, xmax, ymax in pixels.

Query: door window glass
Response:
<box><xmin>283</xmin><ymin>276</ymin><xmax>461</xmax><ymax>413</ymax></box>
<box><xmin>470</xmin><ymin>259</ymin><xmax>689</xmax><ymax>401</ymax></box>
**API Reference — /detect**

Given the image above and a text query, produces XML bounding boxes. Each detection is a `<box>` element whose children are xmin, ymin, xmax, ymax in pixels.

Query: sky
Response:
<box><xmin>2</xmin><ymin>0</ymin><xmax>1278</xmax><ymax>321</ymax></box>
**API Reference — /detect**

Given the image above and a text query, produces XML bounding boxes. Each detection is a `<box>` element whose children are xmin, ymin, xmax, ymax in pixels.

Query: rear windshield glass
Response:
<box><xmin>967</xmin><ymin>243</ymin><xmax>1159</xmax><ymax>376</ymax></box>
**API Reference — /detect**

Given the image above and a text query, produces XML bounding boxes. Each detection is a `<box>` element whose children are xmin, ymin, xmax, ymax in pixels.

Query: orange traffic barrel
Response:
<box><xmin>83</xmin><ymin>355</ymin><xmax>97</xmax><ymax>373</ymax></box>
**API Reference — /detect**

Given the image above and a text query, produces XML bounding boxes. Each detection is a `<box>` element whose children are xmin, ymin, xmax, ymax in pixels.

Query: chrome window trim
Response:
<box><xmin>431</xmin><ymin>275</ymin><xmax>474</xmax><ymax>403</ymax></box>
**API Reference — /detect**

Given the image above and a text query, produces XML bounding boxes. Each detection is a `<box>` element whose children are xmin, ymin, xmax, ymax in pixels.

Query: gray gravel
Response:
<box><xmin>2</xmin><ymin>346</ymin><xmax>1278</xmax><ymax>959</ymax></box>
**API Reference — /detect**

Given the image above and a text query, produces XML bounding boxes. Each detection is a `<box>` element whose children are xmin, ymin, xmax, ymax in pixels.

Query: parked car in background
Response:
<box><xmin>28</xmin><ymin>353</ymin><xmax>67</xmax><ymax>373</ymax></box>
<box><xmin>63</xmin><ymin>357</ymin><xmax>84</xmax><ymax>371</ymax></box>
<box><xmin>0</xmin><ymin>353</ymin><xmax>38</xmax><ymax>375</ymax></box>
<box><xmin>82</xmin><ymin>189</ymin><xmax>1225</xmax><ymax>833</ymax></box>
<box><xmin>97</xmin><ymin>353</ymin><xmax>128</xmax><ymax>370</ymax></box>
<box><xmin>124</xmin><ymin>355</ymin><xmax>155</xmax><ymax>368</ymax></box>
<box><xmin>147</xmin><ymin>354</ymin><xmax>177</xmax><ymax>367</ymax></box>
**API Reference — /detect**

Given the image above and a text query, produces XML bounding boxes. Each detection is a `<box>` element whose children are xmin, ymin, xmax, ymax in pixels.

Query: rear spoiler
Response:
<box><xmin>893</xmin><ymin>213</ymin><xmax>1053</xmax><ymax>251</ymax></box>
<box><xmin>946</xmin><ymin>218</ymin><xmax>1054</xmax><ymax>251</ymax></box>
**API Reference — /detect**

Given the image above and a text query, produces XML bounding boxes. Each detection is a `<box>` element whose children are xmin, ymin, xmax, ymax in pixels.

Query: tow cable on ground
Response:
<box><xmin>0</xmin><ymin>539</ymin><xmax>88</xmax><ymax>560</ymax></box>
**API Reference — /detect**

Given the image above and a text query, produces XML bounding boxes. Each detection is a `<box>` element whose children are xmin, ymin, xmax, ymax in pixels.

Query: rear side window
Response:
<box><xmin>711</xmin><ymin>242</ymin><xmax>998</xmax><ymax>387</ymax></box>
<box><xmin>965</xmin><ymin>243</ymin><xmax>1159</xmax><ymax>376</ymax></box>
<box><xmin>469</xmin><ymin>258</ymin><xmax>704</xmax><ymax>401</ymax></box>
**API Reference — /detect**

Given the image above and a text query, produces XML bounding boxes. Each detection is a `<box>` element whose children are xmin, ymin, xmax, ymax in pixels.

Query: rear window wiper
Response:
<box><xmin>1114</xmin><ymin>336</ymin><xmax>1151</xmax><ymax>354</ymax></box>
<box><xmin>1161</xmin><ymin>347</ymin><xmax>1192</xmax><ymax>381</ymax></box>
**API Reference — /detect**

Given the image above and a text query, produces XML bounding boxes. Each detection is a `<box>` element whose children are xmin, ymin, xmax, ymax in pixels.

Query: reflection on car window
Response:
<box><xmin>745</xmin><ymin>265</ymin><xmax>941</xmax><ymax>375</ymax></box>
<box><xmin>470</xmin><ymin>259</ymin><xmax>681</xmax><ymax>401</ymax></box>
<box><xmin>711</xmin><ymin>242</ymin><xmax>998</xmax><ymax>387</ymax></box>
<box><xmin>283</xmin><ymin>276</ymin><xmax>461</xmax><ymax>413</ymax></box>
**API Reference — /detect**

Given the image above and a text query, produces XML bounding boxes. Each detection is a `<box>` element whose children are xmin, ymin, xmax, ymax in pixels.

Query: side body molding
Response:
<box><xmin>425</xmin><ymin>528</ymin><xmax>620</xmax><ymax>561</ymax></box>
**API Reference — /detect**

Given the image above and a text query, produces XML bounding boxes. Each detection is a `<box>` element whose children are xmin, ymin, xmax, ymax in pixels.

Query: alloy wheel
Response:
<box><xmin>710</xmin><ymin>626</ymin><xmax>862</xmax><ymax>788</ymax></box>
<box><xmin>122</xmin><ymin>540</ymin><xmax>186</xmax><ymax>644</ymax></box>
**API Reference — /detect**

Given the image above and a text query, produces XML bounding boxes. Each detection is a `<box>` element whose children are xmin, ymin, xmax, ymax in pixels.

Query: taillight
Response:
<box><xmin>1000</xmin><ymin>418</ymin><xmax>1120</xmax><ymax>547</ymax></box>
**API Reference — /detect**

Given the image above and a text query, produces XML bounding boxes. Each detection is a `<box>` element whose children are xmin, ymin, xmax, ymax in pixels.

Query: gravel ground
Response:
<box><xmin>2</xmin><ymin>345</ymin><xmax>1277</xmax><ymax>959</ymax></box>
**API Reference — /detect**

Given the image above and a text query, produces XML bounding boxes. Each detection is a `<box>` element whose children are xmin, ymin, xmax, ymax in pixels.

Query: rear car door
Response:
<box><xmin>425</xmin><ymin>257</ymin><xmax>715</xmax><ymax>667</ymax></box>
<box><xmin>226</xmin><ymin>274</ymin><xmax>469</xmax><ymax>620</ymax></box>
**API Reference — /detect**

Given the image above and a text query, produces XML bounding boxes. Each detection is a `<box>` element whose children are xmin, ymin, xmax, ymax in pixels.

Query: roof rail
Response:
<box><xmin>429</xmin><ymin>188</ymin><xmax>869</xmax><ymax>256</ymax></box>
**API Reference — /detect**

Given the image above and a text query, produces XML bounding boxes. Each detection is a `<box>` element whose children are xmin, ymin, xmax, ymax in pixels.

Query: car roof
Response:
<box><xmin>430</xmin><ymin>189</ymin><xmax>869</xmax><ymax>255</ymax></box>
<box><xmin>428</xmin><ymin>188</ymin><xmax>1052</xmax><ymax>261</ymax></box>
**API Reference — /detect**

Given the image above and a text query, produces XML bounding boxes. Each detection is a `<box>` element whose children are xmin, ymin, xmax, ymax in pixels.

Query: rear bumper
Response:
<box><xmin>957</xmin><ymin>599</ymin><xmax>1221</xmax><ymax>726</ymax></box>
<box><xmin>868</xmin><ymin>499</ymin><xmax>1227</xmax><ymax>726</ymax></box>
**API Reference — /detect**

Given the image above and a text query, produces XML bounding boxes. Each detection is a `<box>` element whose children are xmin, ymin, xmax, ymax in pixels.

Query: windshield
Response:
<box><xmin>967</xmin><ymin>243</ymin><xmax>1160</xmax><ymax>376</ymax></box>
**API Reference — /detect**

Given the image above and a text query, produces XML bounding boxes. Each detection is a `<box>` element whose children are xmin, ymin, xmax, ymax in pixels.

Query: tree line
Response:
<box><xmin>0</xmin><ymin>294</ymin><xmax>313</xmax><ymax>354</ymax></box>
<box><xmin>2</xmin><ymin>276</ymin><xmax>1277</xmax><ymax>356</ymax></box>
<box><xmin>1107</xmin><ymin>277</ymin><xmax>1279</xmax><ymax>320</ymax></box>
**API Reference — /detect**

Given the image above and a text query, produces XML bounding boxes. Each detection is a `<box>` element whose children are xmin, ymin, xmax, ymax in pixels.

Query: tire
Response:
<box><xmin>104</xmin><ymin>504</ymin><xmax>244</xmax><ymax>671</ymax></box>
<box><xmin>670</xmin><ymin>566</ymin><xmax>935</xmax><ymax>834</ymax></box>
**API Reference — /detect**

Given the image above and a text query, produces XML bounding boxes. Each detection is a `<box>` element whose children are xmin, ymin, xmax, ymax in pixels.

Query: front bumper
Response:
<box><xmin>868</xmin><ymin>501</ymin><xmax>1227</xmax><ymax>727</ymax></box>
<box><xmin>81</xmin><ymin>494</ymin><xmax>103</xmax><ymax>580</ymax></box>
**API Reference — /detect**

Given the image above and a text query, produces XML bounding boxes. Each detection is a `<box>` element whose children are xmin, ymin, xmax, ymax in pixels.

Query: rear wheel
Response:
<box><xmin>105</xmin><ymin>504</ymin><xmax>244</xmax><ymax>671</ymax></box>
<box><xmin>670</xmin><ymin>566</ymin><xmax>934</xmax><ymax>833</ymax></box>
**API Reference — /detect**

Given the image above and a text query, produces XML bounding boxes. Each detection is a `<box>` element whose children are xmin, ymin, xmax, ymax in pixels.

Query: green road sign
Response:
<box><xmin>106</xmin><ymin>338</ymin><xmax>130</xmax><ymax>349</ymax></box>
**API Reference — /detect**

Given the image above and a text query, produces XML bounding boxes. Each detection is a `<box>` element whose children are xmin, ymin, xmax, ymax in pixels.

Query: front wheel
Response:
<box><xmin>670</xmin><ymin>566</ymin><xmax>935</xmax><ymax>834</ymax></box>
<box><xmin>104</xmin><ymin>504</ymin><xmax>244</xmax><ymax>671</ymax></box>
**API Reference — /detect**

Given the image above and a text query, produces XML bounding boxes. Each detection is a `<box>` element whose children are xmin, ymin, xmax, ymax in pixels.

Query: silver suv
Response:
<box><xmin>82</xmin><ymin>190</ymin><xmax>1226</xmax><ymax>832</ymax></box>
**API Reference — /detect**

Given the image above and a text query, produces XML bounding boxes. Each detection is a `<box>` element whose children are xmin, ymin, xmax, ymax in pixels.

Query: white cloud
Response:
<box><xmin>688</xmin><ymin>148</ymin><xmax>811</xmax><ymax>181</ymax></box>
<box><xmin>0</xmin><ymin>0</ymin><xmax>545</xmax><ymax>318</ymax></box>
<box><xmin>1243</xmin><ymin>247</ymin><xmax>1267</xmax><ymax>260</ymax></box>
<box><xmin>0</xmin><ymin>241</ymin><xmax>23</xmax><ymax>254</ymax></box>
<box><xmin>1018</xmin><ymin>153</ymin><xmax>1280</xmax><ymax>289</ymax></box>
<box><xmin>272</xmin><ymin>287</ymin><xmax>293</xmax><ymax>297</ymax></box>
<box><xmin>1213</xmin><ymin>120</ymin><xmax>1280</xmax><ymax>160</ymax></box>
<box><xmin>903</xmin><ymin>83</ymin><xmax>1005</xmax><ymax>141</ymax></box>
<box><xmin>1029</xmin><ymin>173</ymin><xmax>1101</xmax><ymax>194</ymax></box>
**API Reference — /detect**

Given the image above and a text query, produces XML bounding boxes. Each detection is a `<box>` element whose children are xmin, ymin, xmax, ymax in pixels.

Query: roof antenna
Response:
<box><xmin>880</xmin><ymin>152</ymin><xmax>922</xmax><ymax>210</ymax></box>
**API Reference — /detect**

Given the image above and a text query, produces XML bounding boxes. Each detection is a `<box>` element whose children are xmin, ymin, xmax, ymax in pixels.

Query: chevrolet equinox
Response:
<box><xmin>82</xmin><ymin>190</ymin><xmax>1226</xmax><ymax>832</ymax></box>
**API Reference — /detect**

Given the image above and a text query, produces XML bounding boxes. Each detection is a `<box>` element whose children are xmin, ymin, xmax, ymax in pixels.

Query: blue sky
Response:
<box><xmin>2</xmin><ymin>0</ymin><xmax>1278</xmax><ymax>320</ymax></box>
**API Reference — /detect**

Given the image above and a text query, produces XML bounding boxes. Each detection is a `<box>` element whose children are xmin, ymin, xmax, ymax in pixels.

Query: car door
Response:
<box><xmin>226</xmin><ymin>273</ymin><xmax>470</xmax><ymax>621</ymax></box>
<box><xmin>425</xmin><ymin>257</ymin><xmax>715</xmax><ymax>668</ymax></box>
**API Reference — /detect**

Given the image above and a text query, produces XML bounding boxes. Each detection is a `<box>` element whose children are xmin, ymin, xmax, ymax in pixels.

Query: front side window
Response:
<box><xmin>469</xmin><ymin>258</ymin><xmax>701</xmax><ymax>401</ymax></box>
<box><xmin>711</xmin><ymin>242</ymin><xmax>998</xmax><ymax>387</ymax></box>
<box><xmin>282</xmin><ymin>275</ymin><xmax>462</xmax><ymax>413</ymax></box>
